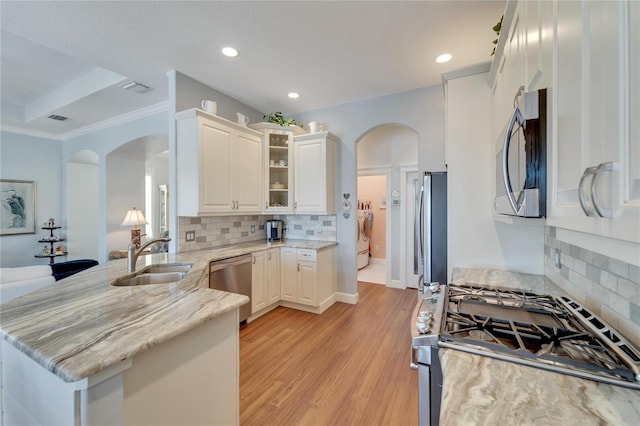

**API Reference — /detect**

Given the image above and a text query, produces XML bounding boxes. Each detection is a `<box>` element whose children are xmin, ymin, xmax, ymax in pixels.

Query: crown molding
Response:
<box><xmin>0</xmin><ymin>124</ymin><xmax>64</xmax><ymax>141</ymax></box>
<box><xmin>62</xmin><ymin>101</ymin><xmax>169</xmax><ymax>141</ymax></box>
<box><xmin>1</xmin><ymin>101</ymin><xmax>169</xmax><ymax>142</ymax></box>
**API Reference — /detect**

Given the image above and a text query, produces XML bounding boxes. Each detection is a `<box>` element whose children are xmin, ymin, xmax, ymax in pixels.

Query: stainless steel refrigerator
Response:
<box><xmin>414</xmin><ymin>171</ymin><xmax>447</xmax><ymax>290</ymax></box>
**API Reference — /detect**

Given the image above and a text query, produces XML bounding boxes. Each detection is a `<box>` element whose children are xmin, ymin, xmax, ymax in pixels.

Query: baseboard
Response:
<box><xmin>335</xmin><ymin>292</ymin><xmax>358</xmax><ymax>304</ymax></box>
<box><xmin>387</xmin><ymin>279</ymin><xmax>404</xmax><ymax>289</ymax></box>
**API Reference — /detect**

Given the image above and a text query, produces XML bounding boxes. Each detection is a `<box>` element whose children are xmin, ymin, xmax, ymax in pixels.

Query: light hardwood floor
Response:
<box><xmin>240</xmin><ymin>282</ymin><xmax>419</xmax><ymax>426</ymax></box>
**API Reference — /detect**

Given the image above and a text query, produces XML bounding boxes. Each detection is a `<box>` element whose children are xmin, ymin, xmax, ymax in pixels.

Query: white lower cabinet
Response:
<box><xmin>251</xmin><ymin>248</ymin><xmax>280</xmax><ymax>314</ymax></box>
<box><xmin>280</xmin><ymin>247</ymin><xmax>337</xmax><ymax>312</ymax></box>
<box><xmin>250</xmin><ymin>245</ymin><xmax>337</xmax><ymax>320</ymax></box>
<box><xmin>266</xmin><ymin>249</ymin><xmax>281</xmax><ymax>305</ymax></box>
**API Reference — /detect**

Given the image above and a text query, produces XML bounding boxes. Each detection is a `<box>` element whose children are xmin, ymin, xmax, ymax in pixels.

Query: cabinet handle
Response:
<box><xmin>294</xmin><ymin>201</ymin><xmax>297</xmax><ymax>210</ymax></box>
<box><xmin>265</xmin><ymin>202</ymin><xmax>268</xmax><ymax>210</ymax></box>
<box><xmin>578</xmin><ymin>166</ymin><xmax>598</xmax><ymax>217</ymax></box>
<box><xmin>268</xmin><ymin>252</ymin><xmax>272</xmax><ymax>261</ymax></box>
<box><xmin>297</xmin><ymin>263</ymin><xmax>300</xmax><ymax>272</ymax></box>
<box><xmin>590</xmin><ymin>162</ymin><xmax>614</xmax><ymax>218</ymax></box>
<box><xmin>252</xmin><ymin>255</ymin><xmax>256</xmax><ymax>264</ymax></box>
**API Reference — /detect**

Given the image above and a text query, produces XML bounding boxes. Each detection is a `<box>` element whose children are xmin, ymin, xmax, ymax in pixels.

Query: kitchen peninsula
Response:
<box><xmin>1</xmin><ymin>239</ymin><xmax>336</xmax><ymax>426</ymax></box>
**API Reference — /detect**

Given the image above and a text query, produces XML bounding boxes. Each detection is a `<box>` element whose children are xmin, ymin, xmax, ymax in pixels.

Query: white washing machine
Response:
<box><xmin>357</xmin><ymin>210</ymin><xmax>371</xmax><ymax>269</ymax></box>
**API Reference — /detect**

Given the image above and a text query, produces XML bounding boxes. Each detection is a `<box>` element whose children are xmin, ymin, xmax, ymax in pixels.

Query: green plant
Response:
<box><xmin>490</xmin><ymin>15</ymin><xmax>503</xmax><ymax>56</ymax></box>
<box><xmin>263</xmin><ymin>112</ymin><xmax>302</xmax><ymax>127</ymax></box>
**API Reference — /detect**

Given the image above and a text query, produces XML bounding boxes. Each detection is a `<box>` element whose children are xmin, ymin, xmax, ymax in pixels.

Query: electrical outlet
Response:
<box><xmin>250</xmin><ymin>225</ymin><xmax>256</xmax><ymax>233</ymax></box>
<box><xmin>185</xmin><ymin>231</ymin><xmax>196</xmax><ymax>242</ymax></box>
<box><xmin>554</xmin><ymin>249</ymin><xmax>561</xmax><ymax>268</ymax></box>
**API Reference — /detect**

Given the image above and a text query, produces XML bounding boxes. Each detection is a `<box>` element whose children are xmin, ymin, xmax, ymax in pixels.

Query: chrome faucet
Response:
<box><xmin>127</xmin><ymin>237</ymin><xmax>171</xmax><ymax>273</ymax></box>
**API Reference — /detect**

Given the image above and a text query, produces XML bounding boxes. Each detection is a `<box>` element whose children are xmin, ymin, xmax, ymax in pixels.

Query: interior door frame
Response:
<box><xmin>400</xmin><ymin>165</ymin><xmax>419</xmax><ymax>288</ymax></box>
<box><xmin>357</xmin><ymin>166</ymin><xmax>392</xmax><ymax>286</ymax></box>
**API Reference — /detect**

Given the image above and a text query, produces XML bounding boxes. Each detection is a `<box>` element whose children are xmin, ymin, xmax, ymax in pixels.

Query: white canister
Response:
<box><xmin>237</xmin><ymin>112</ymin><xmax>249</xmax><ymax>126</ymax></box>
<box><xmin>309</xmin><ymin>121</ymin><xmax>324</xmax><ymax>133</ymax></box>
<box><xmin>201</xmin><ymin>100</ymin><xmax>217</xmax><ymax>115</ymax></box>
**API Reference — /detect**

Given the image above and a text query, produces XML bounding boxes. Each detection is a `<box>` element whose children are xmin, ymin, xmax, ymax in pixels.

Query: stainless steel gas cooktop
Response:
<box><xmin>438</xmin><ymin>284</ymin><xmax>640</xmax><ymax>389</ymax></box>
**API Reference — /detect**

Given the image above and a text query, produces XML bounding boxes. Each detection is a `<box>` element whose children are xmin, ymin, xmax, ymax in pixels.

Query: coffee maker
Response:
<box><xmin>265</xmin><ymin>220</ymin><xmax>284</xmax><ymax>241</ymax></box>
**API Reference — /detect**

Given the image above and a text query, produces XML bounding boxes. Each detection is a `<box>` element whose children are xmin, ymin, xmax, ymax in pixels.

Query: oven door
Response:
<box><xmin>411</xmin><ymin>345</ymin><xmax>443</xmax><ymax>426</ymax></box>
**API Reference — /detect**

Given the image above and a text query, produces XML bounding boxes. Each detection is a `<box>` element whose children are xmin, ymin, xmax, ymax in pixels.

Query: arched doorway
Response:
<box><xmin>355</xmin><ymin>124</ymin><xmax>419</xmax><ymax>288</ymax></box>
<box><xmin>105</xmin><ymin>134</ymin><xmax>168</xmax><ymax>255</ymax></box>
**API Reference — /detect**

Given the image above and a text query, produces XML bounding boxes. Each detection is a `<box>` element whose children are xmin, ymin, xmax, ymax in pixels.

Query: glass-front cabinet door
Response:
<box><xmin>265</xmin><ymin>129</ymin><xmax>294</xmax><ymax>213</ymax></box>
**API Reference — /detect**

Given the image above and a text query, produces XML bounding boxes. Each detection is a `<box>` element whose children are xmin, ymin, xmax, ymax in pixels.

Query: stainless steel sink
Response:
<box><xmin>139</xmin><ymin>263</ymin><xmax>193</xmax><ymax>274</ymax></box>
<box><xmin>111</xmin><ymin>271</ymin><xmax>187</xmax><ymax>287</ymax></box>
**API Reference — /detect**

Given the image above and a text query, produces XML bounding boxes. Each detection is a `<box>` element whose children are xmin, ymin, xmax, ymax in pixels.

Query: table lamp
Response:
<box><xmin>121</xmin><ymin>207</ymin><xmax>147</xmax><ymax>249</ymax></box>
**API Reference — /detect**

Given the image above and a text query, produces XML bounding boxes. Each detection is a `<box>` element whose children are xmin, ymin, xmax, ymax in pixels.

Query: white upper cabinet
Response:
<box><xmin>490</xmin><ymin>0</ymin><xmax>553</xmax><ymax>147</ymax></box>
<box><xmin>176</xmin><ymin>109</ymin><xmax>263</xmax><ymax>215</ymax></box>
<box><xmin>293</xmin><ymin>132</ymin><xmax>337</xmax><ymax>215</ymax></box>
<box><xmin>548</xmin><ymin>0</ymin><xmax>639</xmax><ymax>242</ymax></box>
<box><xmin>491</xmin><ymin>0</ymin><xmax>639</xmax><ymax>243</ymax></box>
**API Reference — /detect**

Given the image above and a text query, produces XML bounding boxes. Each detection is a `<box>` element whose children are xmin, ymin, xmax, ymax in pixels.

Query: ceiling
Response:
<box><xmin>0</xmin><ymin>1</ymin><xmax>505</xmax><ymax>139</ymax></box>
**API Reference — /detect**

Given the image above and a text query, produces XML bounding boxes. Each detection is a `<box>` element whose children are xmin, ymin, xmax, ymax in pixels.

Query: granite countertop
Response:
<box><xmin>441</xmin><ymin>267</ymin><xmax>640</xmax><ymax>425</ymax></box>
<box><xmin>0</xmin><ymin>239</ymin><xmax>337</xmax><ymax>383</ymax></box>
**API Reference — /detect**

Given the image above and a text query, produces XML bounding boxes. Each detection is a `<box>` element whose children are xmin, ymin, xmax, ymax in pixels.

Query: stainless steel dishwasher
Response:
<box><xmin>209</xmin><ymin>254</ymin><xmax>252</xmax><ymax>325</ymax></box>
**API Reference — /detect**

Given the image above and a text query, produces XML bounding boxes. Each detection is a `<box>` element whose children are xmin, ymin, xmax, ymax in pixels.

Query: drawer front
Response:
<box><xmin>297</xmin><ymin>249</ymin><xmax>317</xmax><ymax>262</ymax></box>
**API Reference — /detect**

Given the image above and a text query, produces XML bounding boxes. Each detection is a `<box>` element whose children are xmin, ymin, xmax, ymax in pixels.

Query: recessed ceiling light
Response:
<box><xmin>435</xmin><ymin>53</ymin><xmax>452</xmax><ymax>64</ymax></box>
<box><xmin>288</xmin><ymin>92</ymin><xmax>300</xmax><ymax>99</ymax></box>
<box><xmin>221</xmin><ymin>47</ymin><xmax>238</xmax><ymax>57</ymax></box>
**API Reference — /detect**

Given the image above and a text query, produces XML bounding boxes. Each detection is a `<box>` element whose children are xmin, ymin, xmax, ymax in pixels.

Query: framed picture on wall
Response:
<box><xmin>1</xmin><ymin>179</ymin><xmax>36</xmax><ymax>235</ymax></box>
<box><xmin>379</xmin><ymin>197</ymin><xmax>387</xmax><ymax>209</ymax></box>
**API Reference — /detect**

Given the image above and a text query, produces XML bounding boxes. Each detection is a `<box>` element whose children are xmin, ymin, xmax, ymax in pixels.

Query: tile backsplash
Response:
<box><xmin>544</xmin><ymin>226</ymin><xmax>640</xmax><ymax>346</ymax></box>
<box><xmin>177</xmin><ymin>214</ymin><xmax>337</xmax><ymax>252</ymax></box>
<box><xmin>273</xmin><ymin>214</ymin><xmax>337</xmax><ymax>241</ymax></box>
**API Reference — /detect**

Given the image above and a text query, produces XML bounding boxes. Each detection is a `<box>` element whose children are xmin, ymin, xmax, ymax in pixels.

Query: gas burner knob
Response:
<box><xmin>419</xmin><ymin>309</ymin><xmax>432</xmax><ymax>317</ymax></box>
<box><xmin>418</xmin><ymin>313</ymin><xmax>433</xmax><ymax>322</ymax></box>
<box><xmin>416</xmin><ymin>322</ymin><xmax>430</xmax><ymax>334</ymax></box>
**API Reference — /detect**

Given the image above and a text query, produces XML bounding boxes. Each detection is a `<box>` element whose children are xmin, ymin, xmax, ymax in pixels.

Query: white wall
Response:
<box><xmin>446</xmin><ymin>72</ymin><xmax>544</xmax><ymax>276</ymax></box>
<box><xmin>174</xmin><ymin>71</ymin><xmax>264</xmax><ymax>126</ymax></box>
<box><xmin>0</xmin><ymin>132</ymin><xmax>62</xmax><ymax>267</ymax></box>
<box><xmin>357</xmin><ymin>125</ymin><xmax>419</xmax><ymax>284</ymax></box>
<box><xmin>291</xmin><ymin>86</ymin><xmax>445</xmax><ymax>299</ymax></box>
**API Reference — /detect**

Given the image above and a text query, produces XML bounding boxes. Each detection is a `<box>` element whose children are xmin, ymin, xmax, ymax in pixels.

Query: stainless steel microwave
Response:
<box><xmin>495</xmin><ymin>88</ymin><xmax>547</xmax><ymax>218</ymax></box>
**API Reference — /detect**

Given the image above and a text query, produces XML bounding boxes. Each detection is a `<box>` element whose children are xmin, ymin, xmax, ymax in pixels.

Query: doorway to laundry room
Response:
<box><xmin>355</xmin><ymin>123</ymin><xmax>418</xmax><ymax>288</ymax></box>
<box><xmin>356</xmin><ymin>175</ymin><xmax>387</xmax><ymax>284</ymax></box>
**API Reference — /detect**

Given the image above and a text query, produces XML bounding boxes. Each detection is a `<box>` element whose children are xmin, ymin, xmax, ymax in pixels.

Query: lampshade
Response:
<box><xmin>121</xmin><ymin>208</ymin><xmax>148</xmax><ymax>227</ymax></box>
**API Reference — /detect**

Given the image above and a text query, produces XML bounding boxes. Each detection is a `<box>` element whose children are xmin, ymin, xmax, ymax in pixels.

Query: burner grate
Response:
<box><xmin>441</xmin><ymin>284</ymin><xmax>640</xmax><ymax>387</ymax></box>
